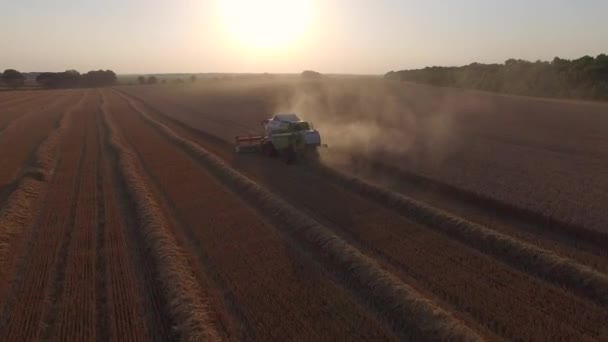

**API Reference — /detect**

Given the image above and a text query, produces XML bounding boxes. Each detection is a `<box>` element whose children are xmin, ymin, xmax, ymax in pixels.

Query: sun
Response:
<box><xmin>218</xmin><ymin>0</ymin><xmax>314</xmax><ymax>50</ymax></box>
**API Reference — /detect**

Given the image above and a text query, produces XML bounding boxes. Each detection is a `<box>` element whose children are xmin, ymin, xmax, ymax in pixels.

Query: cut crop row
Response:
<box><xmin>121</xmin><ymin>91</ymin><xmax>608</xmax><ymax>340</ymax></box>
<box><xmin>345</xmin><ymin>155</ymin><xmax>608</xmax><ymax>268</ymax></box>
<box><xmin>95</xmin><ymin>96</ymin><xmax>154</xmax><ymax>341</ymax></box>
<box><xmin>116</xmin><ymin>90</ymin><xmax>482</xmax><ymax>341</ymax></box>
<box><xmin>0</xmin><ymin>91</ymin><xmax>80</xmax><ymax>190</ymax></box>
<box><xmin>0</xmin><ymin>90</ymin><xmax>91</xmax><ymax>341</ymax></box>
<box><xmin>0</xmin><ymin>92</ymin><xmax>59</xmax><ymax>133</ymax></box>
<box><xmin>119</xmin><ymin>82</ymin><xmax>608</xmax><ymax>233</ymax></box>
<box><xmin>50</xmin><ymin>93</ymin><xmax>102</xmax><ymax>340</ymax></box>
<box><xmin>314</xmin><ymin>164</ymin><xmax>608</xmax><ymax>306</ymax></box>
<box><xmin>0</xmin><ymin>92</ymin><xmax>47</xmax><ymax>111</ymax></box>
<box><xmin>106</xmin><ymin>90</ymin><xmax>400</xmax><ymax>341</ymax></box>
<box><xmin>0</xmin><ymin>90</ymin><xmax>87</xmax><ymax>303</ymax></box>
<box><xmin>101</xmin><ymin>92</ymin><xmax>220</xmax><ymax>341</ymax></box>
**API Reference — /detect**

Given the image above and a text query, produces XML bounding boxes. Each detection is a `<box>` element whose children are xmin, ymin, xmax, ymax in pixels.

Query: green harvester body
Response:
<box><xmin>234</xmin><ymin>114</ymin><xmax>323</xmax><ymax>162</ymax></box>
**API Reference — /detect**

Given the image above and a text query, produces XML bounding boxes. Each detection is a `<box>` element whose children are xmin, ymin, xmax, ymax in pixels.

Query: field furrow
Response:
<box><xmin>120</xmin><ymin>89</ymin><xmax>608</xmax><ymax>341</ymax></box>
<box><xmin>339</xmin><ymin>156</ymin><xmax>608</xmax><ymax>272</ymax></box>
<box><xmin>121</xmin><ymin>82</ymin><xmax>608</xmax><ymax>231</ymax></box>
<box><xmin>0</xmin><ymin>90</ymin><xmax>79</xmax><ymax>198</ymax></box>
<box><xmin>102</xmin><ymin>90</ymin><xmax>424</xmax><ymax>340</ymax></box>
<box><xmin>0</xmin><ymin>92</ymin><xmax>44</xmax><ymax>110</ymax></box>
<box><xmin>102</xmin><ymin>92</ymin><xmax>222</xmax><ymax>341</ymax></box>
<box><xmin>0</xmin><ymin>91</ymin><xmax>91</xmax><ymax>341</ymax></box>
<box><xmin>0</xmin><ymin>92</ymin><xmax>60</xmax><ymax>132</ymax></box>
<box><xmin>0</xmin><ymin>91</ymin><xmax>86</xmax><ymax>304</ymax></box>
<box><xmin>52</xmin><ymin>92</ymin><xmax>100</xmax><ymax>340</ymax></box>
<box><xmin>1</xmin><ymin>79</ymin><xmax>606</xmax><ymax>341</ymax></box>
<box><xmin>99</xmin><ymin>91</ymin><xmax>175</xmax><ymax>341</ymax></box>
<box><xmin>96</xmin><ymin>103</ymin><xmax>152</xmax><ymax>341</ymax></box>
<box><xmin>111</xmin><ymin>90</ymin><xmax>485</xmax><ymax>340</ymax></box>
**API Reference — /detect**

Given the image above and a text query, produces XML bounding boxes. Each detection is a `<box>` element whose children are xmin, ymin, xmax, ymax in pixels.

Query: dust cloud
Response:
<box><xmin>272</xmin><ymin>79</ymin><xmax>469</xmax><ymax>170</ymax></box>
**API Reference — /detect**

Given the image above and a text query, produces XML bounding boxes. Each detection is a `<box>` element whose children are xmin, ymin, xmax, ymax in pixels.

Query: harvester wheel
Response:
<box><xmin>305</xmin><ymin>146</ymin><xmax>320</xmax><ymax>161</ymax></box>
<box><xmin>262</xmin><ymin>141</ymin><xmax>277</xmax><ymax>157</ymax></box>
<box><xmin>281</xmin><ymin>147</ymin><xmax>296</xmax><ymax>164</ymax></box>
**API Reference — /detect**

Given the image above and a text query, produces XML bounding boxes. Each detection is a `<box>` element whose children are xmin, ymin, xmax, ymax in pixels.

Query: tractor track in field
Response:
<box><xmin>116</xmin><ymin>88</ymin><xmax>608</xmax><ymax>340</ymax></box>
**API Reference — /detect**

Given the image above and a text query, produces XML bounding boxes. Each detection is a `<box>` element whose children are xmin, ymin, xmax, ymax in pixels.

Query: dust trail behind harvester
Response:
<box><xmin>272</xmin><ymin>79</ymin><xmax>471</xmax><ymax>174</ymax></box>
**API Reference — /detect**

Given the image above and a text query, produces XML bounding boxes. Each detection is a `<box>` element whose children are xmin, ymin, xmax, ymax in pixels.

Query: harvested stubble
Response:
<box><xmin>108</xmin><ymin>90</ymin><xmax>399</xmax><ymax>340</ymax></box>
<box><xmin>314</xmin><ymin>164</ymin><xmax>608</xmax><ymax>306</ymax></box>
<box><xmin>119</xmin><ymin>92</ymin><xmax>482</xmax><ymax>341</ymax></box>
<box><xmin>52</xmin><ymin>95</ymin><xmax>101</xmax><ymax>340</ymax></box>
<box><xmin>120</xmin><ymin>81</ymin><xmax>608</xmax><ymax>235</ymax></box>
<box><xmin>0</xmin><ymin>91</ymin><xmax>85</xmax><ymax>286</ymax></box>
<box><xmin>0</xmin><ymin>92</ymin><xmax>78</xmax><ymax>188</ymax></box>
<box><xmin>101</xmin><ymin>99</ymin><xmax>220</xmax><ymax>341</ymax></box>
<box><xmin>0</xmin><ymin>91</ymin><xmax>90</xmax><ymax>341</ymax></box>
<box><xmin>95</xmin><ymin>97</ymin><xmax>152</xmax><ymax>341</ymax></box>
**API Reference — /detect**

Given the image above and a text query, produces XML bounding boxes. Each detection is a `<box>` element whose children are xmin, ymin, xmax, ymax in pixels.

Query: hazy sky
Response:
<box><xmin>1</xmin><ymin>0</ymin><xmax>607</xmax><ymax>74</ymax></box>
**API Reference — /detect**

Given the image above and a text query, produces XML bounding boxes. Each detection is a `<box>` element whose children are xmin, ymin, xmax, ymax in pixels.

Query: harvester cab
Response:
<box><xmin>235</xmin><ymin>113</ymin><xmax>323</xmax><ymax>163</ymax></box>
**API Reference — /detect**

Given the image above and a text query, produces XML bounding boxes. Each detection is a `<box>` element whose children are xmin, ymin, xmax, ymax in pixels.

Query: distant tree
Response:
<box><xmin>190</xmin><ymin>74</ymin><xmax>197</xmax><ymax>83</ymax></box>
<box><xmin>62</xmin><ymin>70</ymin><xmax>82</xmax><ymax>87</ymax></box>
<box><xmin>2</xmin><ymin>69</ymin><xmax>25</xmax><ymax>88</ymax></box>
<box><xmin>82</xmin><ymin>69</ymin><xmax>116</xmax><ymax>87</ymax></box>
<box><xmin>161</xmin><ymin>79</ymin><xmax>167</xmax><ymax>84</ymax></box>
<box><xmin>36</xmin><ymin>72</ymin><xmax>57</xmax><ymax>87</ymax></box>
<box><xmin>35</xmin><ymin>70</ymin><xmax>80</xmax><ymax>88</ymax></box>
<box><xmin>147</xmin><ymin>75</ymin><xmax>158</xmax><ymax>84</ymax></box>
<box><xmin>138</xmin><ymin>76</ymin><xmax>146</xmax><ymax>84</ymax></box>
<box><xmin>301</xmin><ymin>70</ymin><xmax>322</xmax><ymax>79</ymax></box>
<box><xmin>34</xmin><ymin>68</ymin><xmax>116</xmax><ymax>89</ymax></box>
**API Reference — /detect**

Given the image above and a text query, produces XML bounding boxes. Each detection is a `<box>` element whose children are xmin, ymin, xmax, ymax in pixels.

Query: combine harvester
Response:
<box><xmin>235</xmin><ymin>113</ymin><xmax>325</xmax><ymax>163</ymax></box>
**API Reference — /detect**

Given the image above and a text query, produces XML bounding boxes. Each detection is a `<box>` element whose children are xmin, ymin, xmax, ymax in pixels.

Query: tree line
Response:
<box><xmin>385</xmin><ymin>54</ymin><xmax>608</xmax><ymax>100</ymax></box>
<box><xmin>0</xmin><ymin>69</ymin><xmax>29</xmax><ymax>88</ymax></box>
<box><xmin>136</xmin><ymin>75</ymin><xmax>198</xmax><ymax>85</ymax></box>
<box><xmin>37</xmin><ymin>70</ymin><xmax>117</xmax><ymax>88</ymax></box>
<box><xmin>0</xmin><ymin>69</ymin><xmax>117</xmax><ymax>88</ymax></box>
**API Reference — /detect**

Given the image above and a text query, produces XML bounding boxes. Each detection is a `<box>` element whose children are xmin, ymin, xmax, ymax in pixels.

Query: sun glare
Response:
<box><xmin>218</xmin><ymin>0</ymin><xmax>314</xmax><ymax>50</ymax></box>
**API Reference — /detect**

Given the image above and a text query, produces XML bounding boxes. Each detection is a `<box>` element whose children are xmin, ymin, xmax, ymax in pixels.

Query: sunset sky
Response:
<box><xmin>1</xmin><ymin>0</ymin><xmax>607</xmax><ymax>74</ymax></box>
